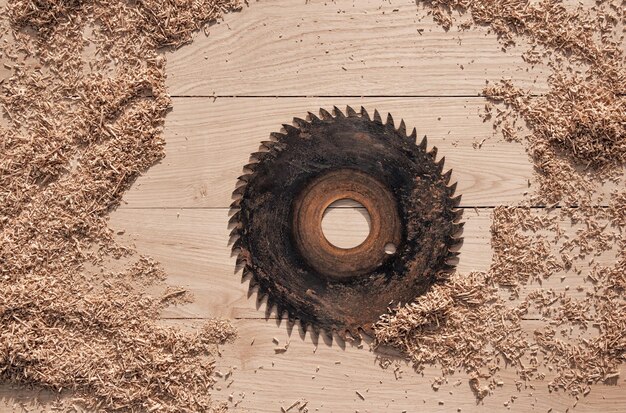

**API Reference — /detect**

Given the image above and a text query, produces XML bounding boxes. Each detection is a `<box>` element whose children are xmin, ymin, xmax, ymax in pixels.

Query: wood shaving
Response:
<box><xmin>0</xmin><ymin>0</ymin><xmax>240</xmax><ymax>411</ymax></box>
<box><xmin>376</xmin><ymin>0</ymin><xmax>625</xmax><ymax>402</ymax></box>
<box><xmin>0</xmin><ymin>0</ymin><xmax>623</xmax><ymax>409</ymax></box>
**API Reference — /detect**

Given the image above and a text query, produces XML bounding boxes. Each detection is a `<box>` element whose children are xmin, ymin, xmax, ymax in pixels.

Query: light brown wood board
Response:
<box><xmin>1</xmin><ymin>0</ymin><xmax>624</xmax><ymax>412</ymax></box>
<box><xmin>119</xmin><ymin>97</ymin><xmax>621</xmax><ymax>210</ymax></box>
<box><xmin>167</xmin><ymin>0</ymin><xmax>562</xmax><ymax>97</ymax></box>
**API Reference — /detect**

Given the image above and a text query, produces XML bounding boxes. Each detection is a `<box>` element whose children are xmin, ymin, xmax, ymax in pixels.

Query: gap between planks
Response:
<box><xmin>167</xmin><ymin>94</ymin><xmax>548</xmax><ymax>98</ymax></box>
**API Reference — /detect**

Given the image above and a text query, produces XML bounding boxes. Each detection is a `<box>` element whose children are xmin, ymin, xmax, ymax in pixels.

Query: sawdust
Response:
<box><xmin>376</xmin><ymin>272</ymin><xmax>528</xmax><ymax>379</ymax></box>
<box><xmin>376</xmin><ymin>0</ymin><xmax>625</xmax><ymax>402</ymax></box>
<box><xmin>1</xmin><ymin>0</ymin><xmax>624</xmax><ymax>409</ymax></box>
<box><xmin>419</xmin><ymin>0</ymin><xmax>625</xmax><ymax>204</ymax></box>
<box><xmin>1</xmin><ymin>0</ymin><xmax>240</xmax><ymax>411</ymax></box>
<box><xmin>377</xmin><ymin>203</ymin><xmax>625</xmax><ymax>399</ymax></box>
<box><xmin>483</xmin><ymin>75</ymin><xmax>625</xmax><ymax>204</ymax></box>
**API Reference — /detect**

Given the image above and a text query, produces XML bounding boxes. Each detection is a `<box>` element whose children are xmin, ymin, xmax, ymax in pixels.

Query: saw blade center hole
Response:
<box><xmin>321</xmin><ymin>198</ymin><xmax>371</xmax><ymax>249</ymax></box>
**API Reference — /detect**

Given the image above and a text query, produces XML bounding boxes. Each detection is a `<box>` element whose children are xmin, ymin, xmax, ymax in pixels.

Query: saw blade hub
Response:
<box><xmin>292</xmin><ymin>168</ymin><xmax>402</xmax><ymax>280</ymax></box>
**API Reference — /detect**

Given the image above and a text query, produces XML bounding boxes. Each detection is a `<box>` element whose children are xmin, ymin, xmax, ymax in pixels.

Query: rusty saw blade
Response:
<box><xmin>229</xmin><ymin>106</ymin><xmax>463</xmax><ymax>340</ymax></box>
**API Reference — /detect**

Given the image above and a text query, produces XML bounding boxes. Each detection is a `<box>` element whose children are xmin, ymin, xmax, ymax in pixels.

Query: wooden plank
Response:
<box><xmin>165</xmin><ymin>0</ymin><xmax>556</xmax><ymax>96</ymax></box>
<box><xmin>3</xmin><ymin>318</ymin><xmax>623</xmax><ymax>413</ymax></box>
<box><xmin>201</xmin><ymin>318</ymin><xmax>625</xmax><ymax>413</ymax></box>
<box><xmin>0</xmin><ymin>387</ymin><xmax>59</xmax><ymax>413</ymax></box>
<box><xmin>121</xmin><ymin>96</ymin><xmax>540</xmax><ymax>209</ymax></box>
<box><xmin>121</xmin><ymin>96</ymin><xmax>620</xmax><ymax>209</ymax></box>
<box><xmin>107</xmin><ymin>207</ymin><xmax>619</xmax><ymax>320</ymax></box>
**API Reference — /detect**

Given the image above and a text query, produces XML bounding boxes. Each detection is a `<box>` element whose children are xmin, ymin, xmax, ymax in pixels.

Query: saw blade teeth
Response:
<box><xmin>385</xmin><ymin>113</ymin><xmax>394</xmax><ymax>128</ymax></box>
<box><xmin>270</xmin><ymin>131</ymin><xmax>286</xmax><ymax>142</ymax></box>
<box><xmin>453</xmin><ymin>208</ymin><xmax>464</xmax><ymax>221</ymax></box>
<box><xmin>452</xmin><ymin>194</ymin><xmax>462</xmax><ymax>207</ymax></box>
<box><xmin>441</xmin><ymin>263</ymin><xmax>457</xmax><ymax>272</ymax></box>
<box><xmin>298</xmin><ymin>319</ymin><xmax>309</xmax><ymax>335</ymax></box>
<box><xmin>345</xmin><ymin>105</ymin><xmax>358</xmax><ymax>117</ymax></box>
<box><xmin>247</xmin><ymin>275</ymin><xmax>258</xmax><ymax>289</ymax></box>
<box><xmin>229</xmin><ymin>222</ymin><xmax>241</xmax><ymax>235</ymax></box>
<box><xmin>360</xmin><ymin>106</ymin><xmax>370</xmax><ymax>120</ymax></box>
<box><xmin>442</xmin><ymin>169</ymin><xmax>452</xmax><ymax>184</ymax></box>
<box><xmin>230</xmin><ymin>198</ymin><xmax>241</xmax><ymax>209</ymax></box>
<box><xmin>373</xmin><ymin>109</ymin><xmax>382</xmax><ymax>123</ymax></box>
<box><xmin>429</xmin><ymin>146</ymin><xmax>438</xmax><ymax>161</ymax></box>
<box><xmin>236</xmin><ymin>253</ymin><xmax>249</xmax><ymax>269</ymax></box>
<box><xmin>307</xmin><ymin>111</ymin><xmax>321</xmax><ymax>123</ymax></box>
<box><xmin>446</xmin><ymin>250</ymin><xmax>460</xmax><ymax>260</ymax></box>
<box><xmin>436</xmin><ymin>156</ymin><xmax>445</xmax><ymax>173</ymax></box>
<box><xmin>264</xmin><ymin>298</ymin><xmax>275</xmax><ymax>319</ymax></box>
<box><xmin>288</xmin><ymin>312</ymin><xmax>298</xmax><ymax>325</ymax></box>
<box><xmin>256</xmin><ymin>291</ymin><xmax>266</xmax><ymax>308</ymax></box>
<box><xmin>282</xmin><ymin>123</ymin><xmax>299</xmax><ymax>135</ymax></box>
<box><xmin>292</xmin><ymin>117</ymin><xmax>309</xmax><ymax>130</ymax></box>
<box><xmin>332</xmin><ymin>106</ymin><xmax>345</xmax><ymax>118</ymax></box>
<box><xmin>236</xmin><ymin>173</ymin><xmax>251</xmax><ymax>183</ymax></box>
<box><xmin>345</xmin><ymin>329</ymin><xmax>357</xmax><ymax>342</ymax></box>
<box><xmin>232</xmin><ymin>185</ymin><xmax>246</xmax><ymax>197</ymax></box>
<box><xmin>409</xmin><ymin>127</ymin><xmax>417</xmax><ymax>142</ymax></box>
<box><xmin>319</xmin><ymin>108</ymin><xmax>333</xmax><ymax>120</ymax></box>
<box><xmin>230</xmin><ymin>230</ymin><xmax>242</xmax><ymax>245</ymax></box>
<box><xmin>250</xmin><ymin>151</ymin><xmax>270</xmax><ymax>162</ymax></box>
<box><xmin>243</xmin><ymin>162</ymin><xmax>257</xmax><ymax>172</ymax></box>
<box><xmin>232</xmin><ymin>237</ymin><xmax>243</xmax><ymax>251</ymax></box>
<box><xmin>447</xmin><ymin>181</ymin><xmax>458</xmax><ymax>196</ymax></box>
<box><xmin>260</xmin><ymin>140</ymin><xmax>275</xmax><ymax>150</ymax></box>
<box><xmin>336</xmin><ymin>328</ymin><xmax>348</xmax><ymax>342</ymax></box>
<box><xmin>228</xmin><ymin>211</ymin><xmax>241</xmax><ymax>226</ymax></box>
<box><xmin>419</xmin><ymin>135</ymin><xmax>428</xmax><ymax>150</ymax></box>
<box><xmin>453</xmin><ymin>221</ymin><xmax>465</xmax><ymax>235</ymax></box>
<box><xmin>397</xmin><ymin>119</ymin><xmax>407</xmax><ymax>136</ymax></box>
<box><xmin>275</xmin><ymin>304</ymin><xmax>286</xmax><ymax>320</ymax></box>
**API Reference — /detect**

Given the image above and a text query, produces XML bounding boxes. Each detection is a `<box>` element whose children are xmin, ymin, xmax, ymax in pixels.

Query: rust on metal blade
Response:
<box><xmin>230</xmin><ymin>106</ymin><xmax>463</xmax><ymax>339</ymax></box>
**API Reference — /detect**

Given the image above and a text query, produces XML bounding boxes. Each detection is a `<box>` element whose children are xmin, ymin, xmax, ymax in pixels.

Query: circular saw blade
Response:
<box><xmin>230</xmin><ymin>106</ymin><xmax>463</xmax><ymax>339</ymax></box>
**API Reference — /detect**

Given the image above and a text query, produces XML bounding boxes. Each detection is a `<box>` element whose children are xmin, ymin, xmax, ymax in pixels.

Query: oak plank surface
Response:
<box><xmin>203</xmin><ymin>318</ymin><xmax>626</xmax><ymax>413</ymax></box>
<box><xmin>166</xmin><ymin>0</ymin><xmax>555</xmax><ymax>97</ymax></box>
<box><xmin>121</xmin><ymin>96</ymin><xmax>619</xmax><ymax>210</ymax></box>
<box><xmin>3</xmin><ymin>318</ymin><xmax>624</xmax><ymax>413</ymax></box>
<box><xmin>107</xmin><ymin>208</ymin><xmax>619</xmax><ymax>321</ymax></box>
<box><xmin>122</xmin><ymin>96</ymin><xmax>539</xmax><ymax>209</ymax></box>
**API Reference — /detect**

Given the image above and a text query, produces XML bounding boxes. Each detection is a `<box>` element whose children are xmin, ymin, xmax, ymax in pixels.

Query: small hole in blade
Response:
<box><xmin>384</xmin><ymin>243</ymin><xmax>396</xmax><ymax>255</ymax></box>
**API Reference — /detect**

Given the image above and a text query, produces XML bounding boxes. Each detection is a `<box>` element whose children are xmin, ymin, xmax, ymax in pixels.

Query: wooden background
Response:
<box><xmin>1</xmin><ymin>0</ymin><xmax>624</xmax><ymax>412</ymax></box>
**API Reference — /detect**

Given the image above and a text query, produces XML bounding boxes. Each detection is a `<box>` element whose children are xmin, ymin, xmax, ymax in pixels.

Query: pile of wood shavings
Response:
<box><xmin>377</xmin><ymin>204</ymin><xmax>625</xmax><ymax>399</ymax></box>
<box><xmin>376</xmin><ymin>272</ymin><xmax>529</xmax><ymax>393</ymax></box>
<box><xmin>419</xmin><ymin>0</ymin><xmax>625</xmax><ymax>204</ymax></box>
<box><xmin>483</xmin><ymin>74</ymin><xmax>625</xmax><ymax>204</ymax></box>
<box><xmin>377</xmin><ymin>0</ymin><xmax>625</xmax><ymax>402</ymax></box>
<box><xmin>1</xmin><ymin>0</ymin><xmax>240</xmax><ymax>411</ymax></box>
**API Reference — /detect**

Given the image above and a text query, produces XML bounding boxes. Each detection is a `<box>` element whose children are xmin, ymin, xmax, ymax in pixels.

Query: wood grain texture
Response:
<box><xmin>122</xmin><ymin>96</ymin><xmax>538</xmax><ymax>208</ymax></box>
<box><xmin>104</xmin><ymin>205</ymin><xmax>624</xmax><ymax>412</ymax></box>
<box><xmin>3</xmin><ymin>0</ymin><xmax>623</xmax><ymax>410</ymax></box>
<box><xmin>205</xmin><ymin>318</ymin><xmax>625</xmax><ymax>413</ymax></box>
<box><xmin>121</xmin><ymin>96</ymin><xmax>619</xmax><ymax>209</ymax></box>
<box><xmin>107</xmin><ymin>207</ymin><xmax>619</xmax><ymax>321</ymax></box>
<box><xmin>3</xmin><ymin>318</ymin><xmax>624</xmax><ymax>413</ymax></box>
<box><xmin>166</xmin><ymin>0</ymin><xmax>557</xmax><ymax>97</ymax></box>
